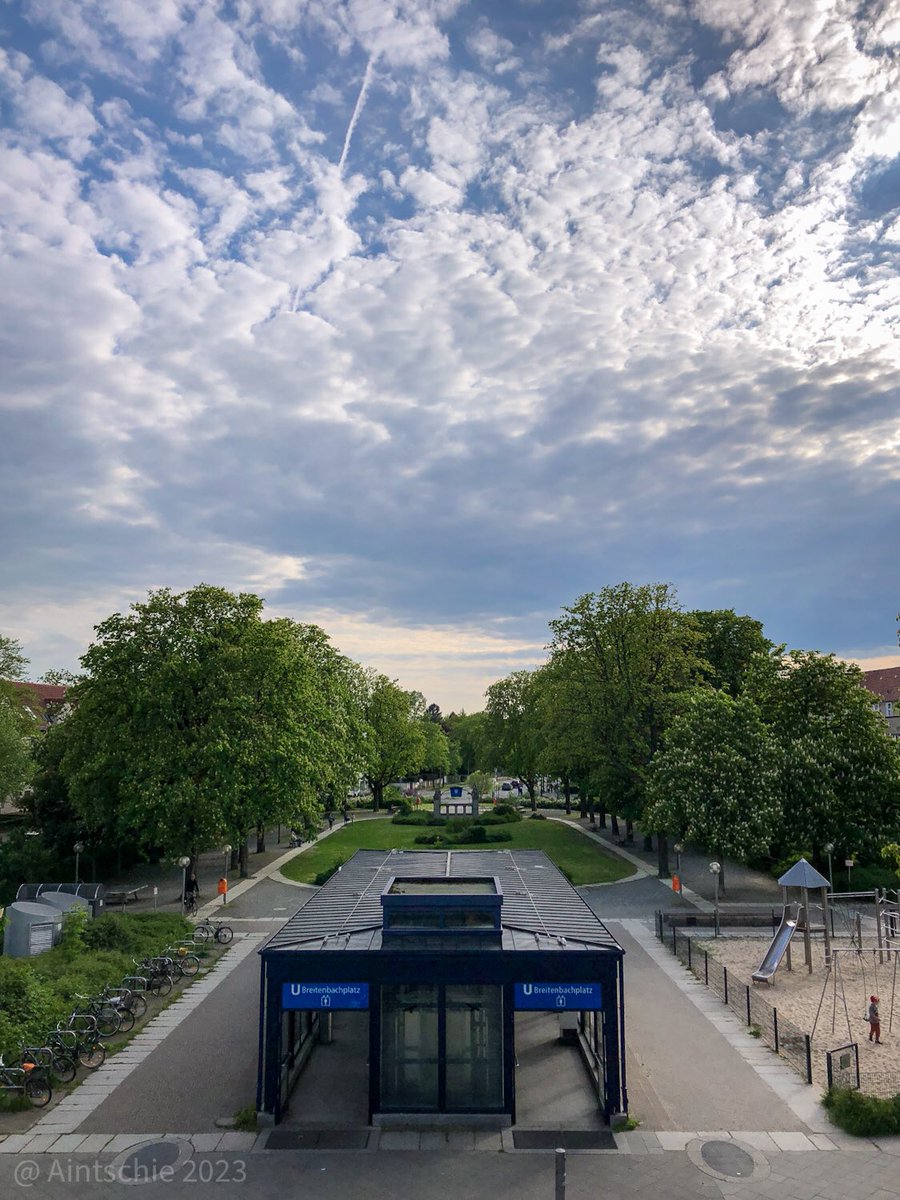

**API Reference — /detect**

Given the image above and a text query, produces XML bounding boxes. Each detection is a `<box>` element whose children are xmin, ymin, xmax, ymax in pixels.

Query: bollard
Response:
<box><xmin>555</xmin><ymin>1148</ymin><xmax>566</xmax><ymax>1200</ymax></box>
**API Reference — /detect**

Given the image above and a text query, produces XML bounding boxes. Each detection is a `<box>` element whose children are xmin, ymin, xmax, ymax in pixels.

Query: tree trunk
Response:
<box><xmin>643</xmin><ymin>833</ymin><xmax>653</xmax><ymax>852</ymax></box>
<box><xmin>563</xmin><ymin>777</ymin><xmax>571</xmax><ymax>815</ymax></box>
<box><xmin>596</xmin><ymin>809</ymin><xmax>607</xmax><ymax>829</ymax></box>
<box><xmin>610</xmin><ymin>814</ymin><xmax>620</xmax><ymax>838</ymax></box>
<box><xmin>625</xmin><ymin>818</ymin><xmax>634</xmax><ymax>845</ymax></box>
<box><xmin>372</xmin><ymin>781</ymin><xmax>383</xmax><ymax>812</ymax></box>
<box><xmin>530</xmin><ymin>785</ymin><xmax>537</xmax><ymax>813</ymax></box>
<box><xmin>230</xmin><ymin>846</ymin><xmax>239</xmax><ymax>871</ymax></box>
<box><xmin>239</xmin><ymin>840</ymin><xmax>249</xmax><ymax>879</ymax></box>
<box><xmin>588</xmin><ymin>796</ymin><xmax>596</xmax><ymax>825</ymax></box>
<box><xmin>256</xmin><ymin>825</ymin><xmax>266</xmax><ymax>854</ymax></box>
<box><xmin>579</xmin><ymin>793</ymin><xmax>588</xmax><ymax>819</ymax></box>
<box><xmin>657</xmin><ymin>833</ymin><xmax>670</xmax><ymax>879</ymax></box>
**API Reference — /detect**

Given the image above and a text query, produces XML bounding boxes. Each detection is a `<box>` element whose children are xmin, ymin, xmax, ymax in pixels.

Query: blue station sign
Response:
<box><xmin>282</xmin><ymin>983</ymin><xmax>369</xmax><ymax>1010</ymax></box>
<box><xmin>514</xmin><ymin>983</ymin><xmax>602</xmax><ymax>1010</ymax></box>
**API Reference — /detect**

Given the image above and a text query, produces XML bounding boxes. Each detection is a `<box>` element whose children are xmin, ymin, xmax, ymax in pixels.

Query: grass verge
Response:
<box><xmin>280</xmin><ymin>816</ymin><xmax>634</xmax><ymax>886</ymax></box>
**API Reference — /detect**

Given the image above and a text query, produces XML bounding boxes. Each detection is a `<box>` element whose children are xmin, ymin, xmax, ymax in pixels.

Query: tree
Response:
<box><xmin>362</xmin><ymin>674</ymin><xmax>427</xmax><ymax>810</ymax></box>
<box><xmin>746</xmin><ymin>649</ymin><xmax>900</xmax><ymax>865</ymax></box>
<box><xmin>419</xmin><ymin>717</ymin><xmax>451</xmax><ymax>784</ymax></box>
<box><xmin>690</xmin><ymin>609</ymin><xmax>771</xmax><ymax>696</ymax></box>
<box><xmin>0</xmin><ymin>634</ymin><xmax>29</xmax><ymax>682</ymax></box>
<box><xmin>644</xmin><ymin>690</ymin><xmax>780</xmax><ymax>889</ymax></box>
<box><xmin>446</xmin><ymin>711</ymin><xmax>485</xmax><ymax>777</ymax></box>
<box><xmin>59</xmin><ymin>585</ymin><xmax>363</xmax><ymax>876</ymax></box>
<box><xmin>482</xmin><ymin>670</ymin><xmax>545</xmax><ymax>809</ymax></box>
<box><xmin>548</xmin><ymin>583</ymin><xmax>707</xmax><ymax>872</ymax></box>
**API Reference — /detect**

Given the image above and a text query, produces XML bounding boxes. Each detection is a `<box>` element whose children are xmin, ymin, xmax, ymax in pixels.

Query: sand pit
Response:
<box><xmin>698</xmin><ymin>936</ymin><xmax>900</xmax><ymax>1095</ymax></box>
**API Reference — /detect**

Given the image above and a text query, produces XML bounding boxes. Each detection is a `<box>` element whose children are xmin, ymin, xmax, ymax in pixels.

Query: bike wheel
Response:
<box><xmin>51</xmin><ymin>1054</ymin><xmax>77</xmax><ymax>1084</ymax></box>
<box><xmin>127</xmin><ymin>993</ymin><xmax>148</xmax><ymax>1019</ymax></box>
<box><xmin>79</xmin><ymin>1042</ymin><xmax>105</xmax><ymax>1070</ymax></box>
<box><xmin>26</xmin><ymin>1074</ymin><xmax>52</xmax><ymax>1108</ymax></box>
<box><xmin>155</xmin><ymin>974</ymin><xmax>173</xmax><ymax>997</ymax></box>
<box><xmin>95</xmin><ymin>1009</ymin><xmax>120</xmax><ymax>1038</ymax></box>
<box><xmin>193</xmin><ymin>924</ymin><xmax>212</xmax><ymax>942</ymax></box>
<box><xmin>115</xmin><ymin>1008</ymin><xmax>135</xmax><ymax>1034</ymax></box>
<box><xmin>215</xmin><ymin>926</ymin><xmax>234</xmax><ymax>944</ymax></box>
<box><xmin>179</xmin><ymin>955</ymin><xmax>200</xmax><ymax>976</ymax></box>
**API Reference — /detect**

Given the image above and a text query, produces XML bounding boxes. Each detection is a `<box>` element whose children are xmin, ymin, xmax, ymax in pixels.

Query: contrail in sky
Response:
<box><xmin>338</xmin><ymin>56</ymin><xmax>375</xmax><ymax>176</ymax></box>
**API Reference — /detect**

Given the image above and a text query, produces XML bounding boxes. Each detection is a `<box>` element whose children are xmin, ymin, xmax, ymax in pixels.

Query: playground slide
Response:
<box><xmin>751</xmin><ymin>911</ymin><xmax>798</xmax><ymax>983</ymax></box>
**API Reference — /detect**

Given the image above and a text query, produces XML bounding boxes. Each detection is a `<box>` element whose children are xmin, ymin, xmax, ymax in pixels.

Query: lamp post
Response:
<box><xmin>74</xmin><ymin>841</ymin><xmax>84</xmax><ymax>883</ymax></box>
<box><xmin>178</xmin><ymin>856</ymin><xmax>191</xmax><ymax>910</ymax></box>
<box><xmin>709</xmin><ymin>861</ymin><xmax>721</xmax><ymax>935</ymax></box>
<box><xmin>223</xmin><ymin>844</ymin><xmax>232</xmax><ymax>878</ymax></box>
<box><xmin>824</xmin><ymin>843</ymin><xmax>834</xmax><ymax>889</ymax></box>
<box><xmin>673</xmin><ymin>843</ymin><xmax>683</xmax><ymax>876</ymax></box>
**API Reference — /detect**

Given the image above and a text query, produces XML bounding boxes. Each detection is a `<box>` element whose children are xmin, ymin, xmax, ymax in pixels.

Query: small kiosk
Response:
<box><xmin>257</xmin><ymin>849</ymin><xmax>626</xmax><ymax>1125</ymax></box>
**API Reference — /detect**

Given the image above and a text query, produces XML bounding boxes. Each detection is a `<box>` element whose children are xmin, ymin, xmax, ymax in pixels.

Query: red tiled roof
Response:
<box><xmin>10</xmin><ymin>682</ymin><xmax>68</xmax><ymax>703</ymax></box>
<box><xmin>862</xmin><ymin>667</ymin><xmax>900</xmax><ymax>704</ymax></box>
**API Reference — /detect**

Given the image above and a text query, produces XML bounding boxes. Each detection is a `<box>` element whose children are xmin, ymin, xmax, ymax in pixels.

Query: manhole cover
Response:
<box><xmin>700</xmin><ymin>1140</ymin><xmax>755</xmax><ymax>1178</ymax></box>
<box><xmin>109</xmin><ymin>1139</ymin><xmax>192</xmax><ymax>1185</ymax></box>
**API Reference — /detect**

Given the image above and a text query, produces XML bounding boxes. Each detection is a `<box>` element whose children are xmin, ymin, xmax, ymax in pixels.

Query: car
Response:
<box><xmin>500</xmin><ymin>782</ymin><xmax>512</xmax><ymax>791</ymax></box>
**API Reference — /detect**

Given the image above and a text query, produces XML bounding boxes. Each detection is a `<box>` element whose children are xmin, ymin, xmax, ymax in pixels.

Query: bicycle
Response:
<box><xmin>16</xmin><ymin>1041</ymin><xmax>76</xmax><ymax>1085</ymax></box>
<box><xmin>0</xmin><ymin>1054</ymin><xmax>52</xmax><ymax>1108</ymax></box>
<box><xmin>183</xmin><ymin>893</ymin><xmax>198</xmax><ymax>917</ymax></box>
<box><xmin>134</xmin><ymin>956</ymin><xmax>174</xmax><ymax>996</ymax></box>
<box><xmin>71</xmin><ymin>992</ymin><xmax>134</xmax><ymax>1038</ymax></box>
<box><xmin>162</xmin><ymin>945</ymin><xmax>201</xmax><ymax>978</ymax></box>
<box><xmin>53</xmin><ymin>1025</ymin><xmax>105</xmax><ymax>1070</ymax></box>
<box><xmin>193</xmin><ymin>918</ymin><xmax>233</xmax><ymax>944</ymax></box>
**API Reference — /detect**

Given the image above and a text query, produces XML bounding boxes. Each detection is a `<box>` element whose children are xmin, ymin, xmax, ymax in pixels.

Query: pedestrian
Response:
<box><xmin>868</xmin><ymin>995</ymin><xmax>881</xmax><ymax>1044</ymax></box>
<box><xmin>327</xmin><ymin>811</ymin><xmax>334</xmax><ymax>830</ymax></box>
<box><xmin>342</xmin><ymin>805</ymin><xmax>349</xmax><ymax>824</ymax></box>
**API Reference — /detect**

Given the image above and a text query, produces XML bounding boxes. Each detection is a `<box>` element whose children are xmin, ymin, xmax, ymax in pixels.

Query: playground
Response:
<box><xmin>700</xmin><ymin>874</ymin><xmax>900</xmax><ymax>1094</ymax></box>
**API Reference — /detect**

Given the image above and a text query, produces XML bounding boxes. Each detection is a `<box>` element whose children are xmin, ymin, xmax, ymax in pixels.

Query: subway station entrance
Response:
<box><xmin>256</xmin><ymin>850</ymin><xmax>626</xmax><ymax>1125</ymax></box>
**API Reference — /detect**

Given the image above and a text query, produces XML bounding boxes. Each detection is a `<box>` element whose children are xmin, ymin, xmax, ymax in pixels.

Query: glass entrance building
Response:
<box><xmin>256</xmin><ymin>849</ymin><xmax>626</xmax><ymax>1124</ymax></box>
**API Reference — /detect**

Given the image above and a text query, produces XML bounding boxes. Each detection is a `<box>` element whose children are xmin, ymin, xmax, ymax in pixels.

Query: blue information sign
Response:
<box><xmin>282</xmin><ymin>983</ymin><xmax>369</xmax><ymax>1010</ymax></box>
<box><xmin>514</xmin><ymin>983</ymin><xmax>602</xmax><ymax>1010</ymax></box>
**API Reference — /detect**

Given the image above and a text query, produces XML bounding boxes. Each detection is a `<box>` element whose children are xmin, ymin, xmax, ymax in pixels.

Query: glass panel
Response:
<box><xmin>380</xmin><ymin>984</ymin><xmax>439</xmax><ymax>1109</ymax></box>
<box><xmin>444</xmin><ymin>984</ymin><xmax>503</xmax><ymax>1109</ymax></box>
<box><xmin>388</xmin><ymin>909</ymin><xmax>442</xmax><ymax>929</ymax></box>
<box><xmin>443</xmin><ymin>909</ymin><xmax>496</xmax><ymax>929</ymax></box>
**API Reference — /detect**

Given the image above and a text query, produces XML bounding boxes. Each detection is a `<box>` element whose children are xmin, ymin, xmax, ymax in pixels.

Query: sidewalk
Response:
<box><xmin>545</xmin><ymin>809</ymin><xmax>783</xmax><ymax>907</ymax></box>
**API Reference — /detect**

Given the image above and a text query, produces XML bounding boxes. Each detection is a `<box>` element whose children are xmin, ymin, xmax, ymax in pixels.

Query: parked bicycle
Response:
<box><xmin>0</xmin><ymin>1054</ymin><xmax>52</xmax><ymax>1108</ymax></box>
<box><xmin>193</xmin><ymin>918</ymin><xmax>233</xmax><ymax>944</ymax></box>
<box><xmin>71</xmin><ymin>991</ymin><xmax>134</xmax><ymax>1038</ymax></box>
<box><xmin>52</xmin><ymin>1024</ymin><xmax>105</xmax><ymax>1071</ymax></box>
<box><xmin>162</xmin><ymin>945</ymin><xmax>201</xmax><ymax>978</ymax></box>
<box><xmin>16</xmin><ymin>1040</ymin><xmax>76</xmax><ymax>1085</ymax></box>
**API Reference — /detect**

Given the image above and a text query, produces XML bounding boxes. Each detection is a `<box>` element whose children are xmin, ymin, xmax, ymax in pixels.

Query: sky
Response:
<box><xmin>1</xmin><ymin>0</ymin><xmax>899</xmax><ymax>714</ymax></box>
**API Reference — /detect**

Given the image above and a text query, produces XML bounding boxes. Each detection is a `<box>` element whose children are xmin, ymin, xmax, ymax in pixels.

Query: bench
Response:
<box><xmin>104</xmin><ymin>885</ymin><xmax>148</xmax><ymax>906</ymax></box>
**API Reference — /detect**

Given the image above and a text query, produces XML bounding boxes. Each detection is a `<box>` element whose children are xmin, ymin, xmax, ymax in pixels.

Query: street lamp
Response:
<box><xmin>74</xmin><ymin>841</ymin><xmax>84</xmax><ymax>883</ymax></box>
<box><xmin>710</xmin><ymin>864</ymin><xmax>724</xmax><ymax>936</ymax></box>
<box><xmin>673</xmin><ymin>843</ymin><xmax>683</xmax><ymax>876</ymax></box>
<box><xmin>223</xmin><ymin>844</ymin><xmax>232</xmax><ymax>877</ymax></box>
<box><xmin>824</xmin><ymin>843</ymin><xmax>834</xmax><ymax>889</ymax></box>
<box><xmin>178</xmin><ymin>856</ymin><xmax>191</xmax><ymax>909</ymax></box>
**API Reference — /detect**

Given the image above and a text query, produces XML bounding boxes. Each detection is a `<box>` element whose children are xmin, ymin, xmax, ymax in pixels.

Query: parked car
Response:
<box><xmin>500</xmin><ymin>782</ymin><xmax>512</xmax><ymax>791</ymax></box>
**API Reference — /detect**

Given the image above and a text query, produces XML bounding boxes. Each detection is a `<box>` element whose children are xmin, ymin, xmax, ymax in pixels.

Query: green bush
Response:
<box><xmin>770</xmin><ymin>850</ymin><xmax>814</xmax><ymax>880</ymax></box>
<box><xmin>529</xmin><ymin>812</ymin><xmax>547</xmax><ymax>820</ymax></box>
<box><xmin>492</xmin><ymin>804</ymin><xmax>522</xmax><ymax>820</ymax></box>
<box><xmin>391</xmin><ymin>813</ymin><xmax>431</xmax><ymax>826</ymax></box>
<box><xmin>823</xmin><ymin>1087</ymin><xmax>900</xmax><ymax>1136</ymax></box>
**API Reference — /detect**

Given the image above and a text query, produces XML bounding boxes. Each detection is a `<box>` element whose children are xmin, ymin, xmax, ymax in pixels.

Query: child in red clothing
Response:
<box><xmin>868</xmin><ymin>995</ymin><xmax>881</xmax><ymax>1044</ymax></box>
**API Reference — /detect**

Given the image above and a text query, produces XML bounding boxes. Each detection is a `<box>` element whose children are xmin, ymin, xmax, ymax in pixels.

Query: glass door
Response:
<box><xmin>380</xmin><ymin>983</ymin><xmax>439</xmax><ymax>1109</ymax></box>
<box><xmin>444</xmin><ymin>984</ymin><xmax>503</xmax><ymax>1109</ymax></box>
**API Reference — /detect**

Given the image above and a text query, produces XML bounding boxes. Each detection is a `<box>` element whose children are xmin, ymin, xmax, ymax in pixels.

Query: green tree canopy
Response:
<box><xmin>362</xmin><ymin>674</ymin><xmax>427</xmax><ymax>810</ymax></box>
<box><xmin>547</xmin><ymin>582</ymin><xmax>707</xmax><ymax>868</ymax></box>
<box><xmin>644</xmin><ymin>690</ymin><xmax>780</xmax><ymax>875</ymax></box>
<box><xmin>59</xmin><ymin>585</ymin><xmax>364</xmax><ymax>872</ymax></box>
<box><xmin>690</xmin><ymin>609</ymin><xmax>772</xmax><ymax>696</ymax></box>
<box><xmin>746</xmin><ymin>649</ymin><xmax>900</xmax><ymax>863</ymax></box>
<box><xmin>0</xmin><ymin>634</ymin><xmax>36</xmax><ymax>807</ymax></box>
<box><xmin>482</xmin><ymin>669</ymin><xmax>545</xmax><ymax>809</ymax></box>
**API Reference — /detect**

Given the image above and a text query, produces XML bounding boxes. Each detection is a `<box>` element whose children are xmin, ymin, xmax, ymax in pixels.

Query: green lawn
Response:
<box><xmin>279</xmin><ymin>816</ymin><xmax>633</xmax><ymax>886</ymax></box>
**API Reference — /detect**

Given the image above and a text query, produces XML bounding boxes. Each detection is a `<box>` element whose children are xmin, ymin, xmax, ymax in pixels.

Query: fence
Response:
<box><xmin>656</xmin><ymin>912</ymin><xmax>813</xmax><ymax>1085</ymax></box>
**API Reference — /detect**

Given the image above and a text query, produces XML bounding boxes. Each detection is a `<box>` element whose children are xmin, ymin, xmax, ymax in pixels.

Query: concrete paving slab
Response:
<box><xmin>104</xmin><ymin>1134</ymin><xmax>159</xmax><ymax>1153</ymax></box>
<box><xmin>808</xmin><ymin>1133</ymin><xmax>838</xmax><ymax>1150</ymax></box>
<box><xmin>189</xmin><ymin>1134</ymin><xmax>222</xmax><ymax>1153</ymax></box>
<box><xmin>657</xmin><ymin>1132</ymin><xmax>696</xmax><ymax>1150</ymax></box>
<box><xmin>216</xmin><ymin>1132</ymin><xmax>257</xmax><ymax>1151</ymax></box>
<box><xmin>378</xmin><ymin>1131</ymin><xmax>419</xmax><ymax>1150</ymax></box>
<box><xmin>419</xmin><ymin>1132</ymin><xmax>446</xmax><ymax>1150</ymax></box>
<box><xmin>770</xmin><ymin>1132</ymin><xmax>816</xmax><ymax>1150</ymax></box>
<box><xmin>75</xmin><ymin>1134</ymin><xmax>114</xmax><ymax>1153</ymax></box>
<box><xmin>732</xmin><ymin>1131</ymin><xmax>780</xmax><ymax>1152</ymax></box>
<box><xmin>45</xmin><ymin>1135</ymin><xmax>88</xmax><ymax>1152</ymax></box>
<box><xmin>22</xmin><ymin>1133</ymin><xmax>70</xmax><ymax>1152</ymax></box>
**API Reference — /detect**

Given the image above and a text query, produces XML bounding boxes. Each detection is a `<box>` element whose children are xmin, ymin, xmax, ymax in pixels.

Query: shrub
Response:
<box><xmin>391</xmin><ymin>813</ymin><xmax>431</xmax><ymax>826</ymax></box>
<box><xmin>823</xmin><ymin>1087</ymin><xmax>900</xmax><ymax>1136</ymax></box>
<box><xmin>529</xmin><ymin>812</ymin><xmax>547</xmax><ymax>820</ymax></box>
<box><xmin>492</xmin><ymin>804</ymin><xmax>522</xmax><ymax>821</ymax></box>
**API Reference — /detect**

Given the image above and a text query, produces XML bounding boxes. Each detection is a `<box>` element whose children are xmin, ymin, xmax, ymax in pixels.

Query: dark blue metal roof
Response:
<box><xmin>262</xmin><ymin>849</ymin><xmax>622</xmax><ymax>954</ymax></box>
